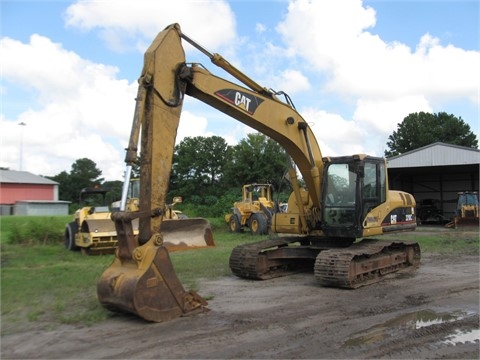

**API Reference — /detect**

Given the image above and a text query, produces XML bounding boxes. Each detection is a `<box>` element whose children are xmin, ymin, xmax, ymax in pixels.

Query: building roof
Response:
<box><xmin>0</xmin><ymin>170</ymin><xmax>58</xmax><ymax>185</ymax></box>
<box><xmin>387</xmin><ymin>142</ymin><xmax>480</xmax><ymax>169</ymax></box>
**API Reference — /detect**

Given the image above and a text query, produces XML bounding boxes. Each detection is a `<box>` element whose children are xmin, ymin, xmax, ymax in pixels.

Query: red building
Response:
<box><xmin>0</xmin><ymin>170</ymin><xmax>69</xmax><ymax>215</ymax></box>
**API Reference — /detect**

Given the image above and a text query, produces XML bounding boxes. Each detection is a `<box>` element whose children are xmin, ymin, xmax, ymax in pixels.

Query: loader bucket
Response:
<box><xmin>161</xmin><ymin>218</ymin><xmax>215</xmax><ymax>252</ymax></box>
<box><xmin>455</xmin><ymin>217</ymin><xmax>479</xmax><ymax>229</ymax></box>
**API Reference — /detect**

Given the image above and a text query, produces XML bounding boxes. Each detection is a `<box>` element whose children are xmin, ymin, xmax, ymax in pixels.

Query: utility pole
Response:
<box><xmin>18</xmin><ymin>122</ymin><xmax>26</xmax><ymax>171</ymax></box>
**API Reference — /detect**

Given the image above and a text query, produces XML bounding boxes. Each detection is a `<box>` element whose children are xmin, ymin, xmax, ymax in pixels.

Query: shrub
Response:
<box><xmin>6</xmin><ymin>217</ymin><xmax>65</xmax><ymax>245</ymax></box>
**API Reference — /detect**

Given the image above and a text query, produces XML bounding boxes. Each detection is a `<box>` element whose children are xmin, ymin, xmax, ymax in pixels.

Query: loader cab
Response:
<box><xmin>321</xmin><ymin>155</ymin><xmax>386</xmax><ymax>238</ymax></box>
<box><xmin>243</xmin><ymin>184</ymin><xmax>272</xmax><ymax>204</ymax></box>
<box><xmin>79</xmin><ymin>187</ymin><xmax>111</xmax><ymax>214</ymax></box>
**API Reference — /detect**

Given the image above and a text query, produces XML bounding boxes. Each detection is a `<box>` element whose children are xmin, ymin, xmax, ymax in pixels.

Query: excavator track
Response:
<box><xmin>230</xmin><ymin>238</ymin><xmax>421</xmax><ymax>288</ymax></box>
<box><xmin>229</xmin><ymin>238</ymin><xmax>314</xmax><ymax>279</ymax></box>
<box><xmin>314</xmin><ymin>239</ymin><xmax>421</xmax><ymax>289</ymax></box>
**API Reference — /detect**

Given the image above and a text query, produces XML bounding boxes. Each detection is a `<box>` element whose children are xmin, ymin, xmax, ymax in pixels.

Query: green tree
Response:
<box><xmin>225</xmin><ymin>133</ymin><xmax>291</xmax><ymax>205</ymax></box>
<box><xmin>48</xmin><ymin>158</ymin><xmax>104</xmax><ymax>207</ymax></box>
<box><xmin>70</xmin><ymin>158</ymin><xmax>104</xmax><ymax>188</ymax></box>
<box><xmin>49</xmin><ymin>170</ymin><xmax>71</xmax><ymax>202</ymax></box>
<box><xmin>223</xmin><ymin>133</ymin><xmax>291</xmax><ymax>194</ymax></box>
<box><xmin>385</xmin><ymin>112</ymin><xmax>478</xmax><ymax>157</ymax></box>
<box><xmin>170</xmin><ymin>136</ymin><xmax>231</xmax><ymax>199</ymax></box>
<box><xmin>102</xmin><ymin>180</ymin><xmax>124</xmax><ymax>203</ymax></box>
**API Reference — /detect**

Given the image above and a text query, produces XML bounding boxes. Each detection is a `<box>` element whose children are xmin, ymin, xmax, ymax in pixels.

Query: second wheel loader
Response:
<box><xmin>226</xmin><ymin>183</ymin><xmax>275</xmax><ymax>235</ymax></box>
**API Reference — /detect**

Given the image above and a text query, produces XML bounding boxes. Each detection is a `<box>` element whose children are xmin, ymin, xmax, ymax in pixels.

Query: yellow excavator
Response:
<box><xmin>97</xmin><ymin>23</ymin><xmax>421</xmax><ymax>322</ymax></box>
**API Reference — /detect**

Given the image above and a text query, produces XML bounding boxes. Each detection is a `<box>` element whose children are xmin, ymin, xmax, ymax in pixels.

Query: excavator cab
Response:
<box><xmin>322</xmin><ymin>155</ymin><xmax>416</xmax><ymax>238</ymax></box>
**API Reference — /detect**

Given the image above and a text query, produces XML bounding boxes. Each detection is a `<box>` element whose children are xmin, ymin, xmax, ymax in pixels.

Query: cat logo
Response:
<box><xmin>215</xmin><ymin>89</ymin><xmax>264</xmax><ymax>115</ymax></box>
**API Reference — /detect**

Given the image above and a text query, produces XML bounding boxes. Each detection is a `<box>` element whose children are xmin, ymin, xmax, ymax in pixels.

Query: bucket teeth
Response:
<box><xmin>97</xmin><ymin>235</ymin><xmax>208</xmax><ymax>322</ymax></box>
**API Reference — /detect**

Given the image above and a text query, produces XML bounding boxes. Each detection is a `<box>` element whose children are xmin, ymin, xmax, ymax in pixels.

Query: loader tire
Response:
<box><xmin>229</xmin><ymin>214</ymin><xmax>242</xmax><ymax>233</ymax></box>
<box><xmin>64</xmin><ymin>222</ymin><xmax>80</xmax><ymax>251</ymax></box>
<box><xmin>250</xmin><ymin>213</ymin><xmax>268</xmax><ymax>235</ymax></box>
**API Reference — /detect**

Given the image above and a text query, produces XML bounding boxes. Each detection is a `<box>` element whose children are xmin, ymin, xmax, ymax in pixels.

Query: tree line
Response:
<box><xmin>48</xmin><ymin>133</ymin><xmax>293</xmax><ymax>216</ymax></box>
<box><xmin>46</xmin><ymin>112</ymin><xmax>477</xmax><ymax>216</ymax></box>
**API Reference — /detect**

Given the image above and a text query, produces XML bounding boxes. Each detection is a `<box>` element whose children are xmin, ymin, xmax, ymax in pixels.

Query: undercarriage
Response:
<box><xmin>229</xmin><ymin>237</ymin><xmax>421</xmax><ymax>288</ymax></box>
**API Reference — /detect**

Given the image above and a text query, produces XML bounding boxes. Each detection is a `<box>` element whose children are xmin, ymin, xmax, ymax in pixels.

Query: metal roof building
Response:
<box><xmin>0</xmin><ymin>170</ymin><xmax>60</xmax><ymax>186</ymax></box>
<box><xmin>387</xmin><ymin>142</ymin><xmax>479</xmax><ymax>223</ymax></box>
<box><xmin>387</xmin><ymin>142</ymin><xmax>479</xmax><ymax>168</ymax></box>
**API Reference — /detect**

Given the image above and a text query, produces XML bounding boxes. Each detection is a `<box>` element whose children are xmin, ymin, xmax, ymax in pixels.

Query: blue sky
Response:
<box><xmin>1</xmin><ymin>0</ymin><xmax>479</xmax><ymax>181</ymax></box>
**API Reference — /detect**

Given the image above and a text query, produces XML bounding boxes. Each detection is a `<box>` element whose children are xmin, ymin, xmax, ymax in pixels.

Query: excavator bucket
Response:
<box><xmin>97</xmin><ymin>212</ymin><xmax>210</xmax><ymax>322</ymax></box>
<box><xmin>161</xmin><ymin>218</ymin><xmax>215</xmax><ymax>252</ymax></box>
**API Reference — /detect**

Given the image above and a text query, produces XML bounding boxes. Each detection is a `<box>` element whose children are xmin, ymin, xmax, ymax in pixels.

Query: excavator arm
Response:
<box><xmin>97</xmin><ymin>25</ymin><xmax>211</xmax><ymax>322</ymax></box>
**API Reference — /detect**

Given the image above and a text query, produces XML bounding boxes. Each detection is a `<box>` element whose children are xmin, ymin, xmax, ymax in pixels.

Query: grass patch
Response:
<box><xmin>0</xmin><ymin>215</ymin><xmax>71</xmax><ymax>245</ymax></box>
<box><xmin>1</xmin><ymin>244</ymin><xmax>113</xmax><ymax>332</ymax></box>
<box><xmin>382</xmin><ymin>226</ymin><xmax>479</xmax><ymax>255</ymax></box>
<box><xmin>1</xmin><ymin>216</ymin><xmax>477</xmax><ymax>334</ymax></box>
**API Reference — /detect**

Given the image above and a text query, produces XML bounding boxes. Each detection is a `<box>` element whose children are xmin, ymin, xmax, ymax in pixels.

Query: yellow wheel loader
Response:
<box><xmin>97</xmin><ymin>24</ymin><xmax>420</xmax><ymax>323</ymax></box>
<box><xmin>225</xmin><ymin>183</ymin><xmax>275</xmax><ymax>235</ymax></box>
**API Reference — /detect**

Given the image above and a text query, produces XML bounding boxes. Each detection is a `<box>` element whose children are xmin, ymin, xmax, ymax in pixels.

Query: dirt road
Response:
<box><xmin>2</xmin><ymin>249</ymin><xmax>479</xmax><ymax>359</ymax></box>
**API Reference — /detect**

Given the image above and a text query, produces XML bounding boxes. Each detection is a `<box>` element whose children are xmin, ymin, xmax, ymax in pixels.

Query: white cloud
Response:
<box><xmin>178</xmin><ymin>111</ymin><xmax>212</xmax><ymax>142</ymax></box>
<box><xmin>0</xmin><ymin>32</ymin><xmax>235</xmax><ymax>180</ymax></box>
<box><xmin>275</xmin><ymin>69</ymin><xmax>311</xmax><ymax>94</ymax></box>
<box><xmin>1</xmin><ymin>35</ymin><xmax>108</xmax><ymax>103</ymax></box>
<box><xmin>277</xmin><ymin>0</ymin><xmax>377</xmax><ymax>71</ymax></box>
<box><xmin>278</xmin><ymin>0</ymin><xmax>480</xmax><ymax>100</ymax></box>
<box><xmin>255</xmin><ymin>23</ymin><xmax>267</xmax><ymax>34</ymax></box>
<box><xmin>275</xmin><ymin>0</ymin><xmax>479</xmax><ymax>156</ymax></box>
<box><xmin>64</xmin><ymin>0</ymin><xmax>237</xmax><ymax>52</ymax></box>
<box><xmin>0</xmin><ymin>35</ymin><xmax>136</xmax><ymax>180</ymax></box>
<box><xmin>353</xmin><ymin>96</ymin><xmax>433</xmax><ymax>134</ymax></box>
<box><xmin>302</xmin><ymin>108</ymin><xmax>365</xmax><ymax>157</ymax></box>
